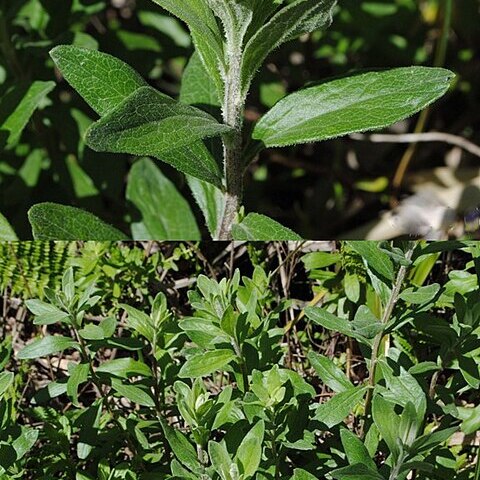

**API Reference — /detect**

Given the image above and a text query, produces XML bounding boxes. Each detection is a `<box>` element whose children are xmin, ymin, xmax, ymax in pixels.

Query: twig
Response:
<box><xmin>350</xmin><ymin>132</ymin><xmax>480</xmax><ymax>158</ymax></box>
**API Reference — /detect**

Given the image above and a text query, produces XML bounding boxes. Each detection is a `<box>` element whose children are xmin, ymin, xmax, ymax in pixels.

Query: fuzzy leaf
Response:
<box><xmin>232</xmin><ymin>213</ymin><xmax>302</xmax><ymax>240</ymax></box>
<box><xmin>314</xmin><ymin>386</ymin><xmax>367</xmax><ymax>428</ymax></box>
<box><xmin>111</xmin><ymin>378</ymin><xmax>155</xmax><ymax>407</ymax></box>
<box><xmin>179</xmin><ymin>350</ymin><xmax>236</xmax><ymax>378</ymax></box>
<box><xmin>0</xmin><ymin>372</ymin><xmax>14</xmax><ymax>397</ymax></box>
<box><xmin>241</xmin><ymin>0</ymin><xmax>336</xmax><ymax>94</ymax></box>
<box><xmin>127</xmin><ymin>158</ymin><xmax>200</xmax><ymax>240</ymax></box>
<box><xmin>50</xmin><ymin>45</ymin><xmax>147</xmax><ymax>116</ymax></box>
<box><xmin>308</xmin><ymin>351</ymin><xmax>353</xmax><ymax>393</ymax></box>
<box><xmin>28</xmin><ymin>203</ymin><xmax>127</xmax><ymax>240</ymax></box>
<box><xmin>67</xmin><ymin>363</ymin><xmax>90</xmax><ymax>406</ymax></box>
<box><xmin>340</xmin><ymin>428</ymin><xmax>377</xmax><ymax>471</ymax></box>
<box><xmin>86</xmin><ymin>86</ymin><xmax>228</xmax><ymax>187</ymax></box>
<box><xmin>253</xmin><ymin>67</ymin><xmax>454</xmax><ymax>147</ymax></box>
<box><xmin>235</xmin><ymin>420</ymin><xmax>265</xmax><ymax>478</ymax></box>
<box><xmin>151</xmin><ymin>0</ymin><xmax>225</xmax><ymax>97</ymax></box>
<box><xmin>17</xmin><ymin>336</ymin><xmax>79</xmax><ymax>360</ymax></box>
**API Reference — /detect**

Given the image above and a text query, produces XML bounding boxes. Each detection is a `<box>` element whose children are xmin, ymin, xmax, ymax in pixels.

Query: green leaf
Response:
<box><xmin>371</xmin><ymin>395</ymin><xmax>401</xmax><ymax>460</ymax></box>
<box><xmin>0</xmin><ymin>212</ymin><xmax>18</xmax><ymax>240</ymax></box>
<box><xmin>187</xmin><ymin>176</ymin><xmax>224</xmax><ymax>238</ymax></box>
<box><xmin>25</xmin><ymin>299</ymin><xmax>69</xmax><ymax>325</ymax></box>
<box><xmin>331</xmin><ymin>464</ymin><xmax>385</xmax><ymax>480</ymax></box>
<box><xmin>67</xmin><ymin>362</ymin><xmax>90</xmax><ymax>406</ymax></box>
<box><xmin>291</xmin><ymin>469</ymin><xmax>318</xmax><ymax>480</ymax></box>
<box><xmin>209</xmin><ymin>441</ymin><xmax>234</xmax><ymax>480</ymax></box>
<box><xmin>50</xmin><ymin>46</ymin><xmax>147</xmax><ymax>116</ymax></box>
<box><xmin>85</xmin><ymin>86</ymin><xmax>228</xmax><ymax>187</ymax></box>
<box><xmin>17</xmin><ymin>335</ymin><xmax>79</xmax><ymax>360</ymax></box>
<box><xmin>28</xmin><ymin>203</ymin><xmax>127</xmax><ymax>240</ymax></box>
<box><xmin>110</xmin><ymin>378</ymin><xmax>155</xmax><ymax>407</ymax></box>
<box><xmin>179</xmin><ymin>349</ymin><xmax>236</xmax><ymax>378</ymax></box>
<box><xmin>232</xmin><ymin>213</ymin><xmax>302</xmax><ymax>240</ymax></box>
<box><xmin>352</xmin><ymin>306</ymin><xmax>384</xmax><ymax>339</ymax></box>
<box><xmin>253</xmin><ymin>67</ymin><xmax>454</xmax><ymax>147</ymax></box>
<box><xmin>160</xmin><ymin>418</ymin><xmax>201</xmax><ymax>473</ymax></box>
<box><xmin>410</xmin><ymin>426</ymin><xmax>458</xmax><ymax>455</ymax></box>
<box><xmin>126</xmin><ymin>158</ymin><xmax>200</xmax><ymax>240</ymax></box>
<box><xmin>235</xmin><ymin>420</ymin><xmax>265</xmax><ymax>479</ymax></box>
<box><xmin>0</xmin><ymin>372</ymin><xmax>14</xmax><ymax>397</ymax></box>
<box><xmin>97</xmin><ymin>358</ymin><xmax>152</xmax><ymax>379</ymax></box>
<box><xmin>0</xmin><ymin>81</ymin><xmax>55</xmax><ymax>148</ymax></box>
<box><xmin>241</xmin><ymin>0</ymin><xmax>336</xmax><ymax>94</ymax></box>
<box><xmin>314</xmin><ymin>386</ymin><xmax>367</xmax><ymax>428</ymax></box>
<box><xmin>121</xmin><ymin>304</ymin><xmax>155</xmax><ymax>343</ymax></box>
<box><xmin>347</xmin><ymin>242</ymin><xmax>394</xmax><ymax>282</ymax></box>
<box><xmin>11</xmin><ymin>427</ymin><xmax>39</xmax><ymax>462</ymax></box>
<box><xmin>78</xmin><ymin>324</ymin><xmax>106</xmax><ymax>340</ymax></box>
<box><xmin>308</xmin><ymin>351</ymin><xmax>353</xmax><ymax>393</ymax></box>
<box><xmin>151</xmin><ymin>0</ymin><xmax>225</xmax><ymax>98</ymax></box>
<box><xmin>180</xmin><ymin>52</ymin><xmax>221</xmax><ymax>108</ymax></box>
<box><xmin>399</xmin><ymin>283</ymin><xmax>440</xmax><ymax>304</ymax></box>
<box><xmin>340</xmin><ymin>428</ymin><xmax>377</xmax><ymax>471</ymax></box>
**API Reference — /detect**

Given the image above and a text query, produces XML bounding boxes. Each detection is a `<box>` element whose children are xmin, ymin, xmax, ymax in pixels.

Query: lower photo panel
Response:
<box><xmin>0</xmin><ymin>241</ymin><xmax>479</xmax><ymax>479</ymax></box>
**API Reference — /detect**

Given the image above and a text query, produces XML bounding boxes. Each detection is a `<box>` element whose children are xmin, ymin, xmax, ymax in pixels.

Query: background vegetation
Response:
<box><xmin>0</xmin><ymin>0</ymin><xmax>479</xmax><ymax>239</ymax></box>
<box><xmin>0</xmin><ymin>240</ymin><xmax>479</xmax><ymax>479</ymax></box>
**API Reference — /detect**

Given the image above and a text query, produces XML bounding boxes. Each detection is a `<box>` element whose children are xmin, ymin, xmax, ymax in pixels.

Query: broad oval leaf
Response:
<box><xmin>17</xmin><ymin>335</ymin><xmax>79</xmax><ymax>360</ymax></box>
<box><xmin>179</xmin><ymin>349</ymin><xmax>236</xmax><ymax>378</ymax></box>
<box><xmin>253</xmin><ymin>67</ymin><xmax>454</xmax><ymax>147</ymax></box>
<box><xmin>28</xmin><ymin>203</ymin><xmax>127</xmax><ymax>240</ymax></box>
<box><xmin>86</xmin><ymin>86</ymin><xmax>229</xmax><ymax>187</ymax></box>
<box><xmin>50</xmin><ymin>45</ymin><xmax>147</xmax><ymax>116</ymax></box>
<box><xmin>232</xmin><ymin>213</ymin><xmax>302</xmax><ymax>240</ymax></box>
<box><xmin>127</xmin><ymin>158</ymin><xmax>200</xmax><ymax>240</ymax></box>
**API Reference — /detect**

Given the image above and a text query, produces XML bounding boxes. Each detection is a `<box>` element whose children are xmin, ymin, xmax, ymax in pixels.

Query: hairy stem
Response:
<box><xmin>362</xmin><ymin>247</ymin><xmax>414</xmax><ymax>431</ymax></box>
<box><xmin>216</xmin><ymin>49</ymin><xmax>245</xmax><ymax>240</ymax></box>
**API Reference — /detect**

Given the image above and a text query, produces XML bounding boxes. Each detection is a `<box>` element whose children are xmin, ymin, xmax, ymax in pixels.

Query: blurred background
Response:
<box><xmin>0</xmin><ymin>0</ymin><xmax>479</xmax><ymax>239</ymax></box>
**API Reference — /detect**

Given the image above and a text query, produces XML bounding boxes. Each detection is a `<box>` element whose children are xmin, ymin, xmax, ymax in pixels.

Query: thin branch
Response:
<box><xmin>350</xmin><ymin>132</ymin><xmax>480</xmax><ymax>159</ymax></box>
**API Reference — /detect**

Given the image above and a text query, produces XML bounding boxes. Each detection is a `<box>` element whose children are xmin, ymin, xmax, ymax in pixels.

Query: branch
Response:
<box><xmin>350</xmin><ymin>132</ymin><xmax>480</xmax><ymax>159</ymax></box>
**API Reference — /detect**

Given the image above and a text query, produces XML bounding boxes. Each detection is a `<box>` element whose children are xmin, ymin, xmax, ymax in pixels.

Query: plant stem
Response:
<box><xmin>362</xmin><ymin>247</ymin><xmax>414</xmax><ymax>430</ymax></box>
<box><xmin>216</xmin><ymin>48</ymin><xmax>245</xmax><ymax>240</ymax></box>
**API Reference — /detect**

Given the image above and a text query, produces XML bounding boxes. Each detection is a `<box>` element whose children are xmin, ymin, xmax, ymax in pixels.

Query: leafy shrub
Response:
<box><xmin>0</xmin><ymin>1</ymin><xmax>462</xmax><ymax>240</ymax></box>
<box><xmin>1</xmin><ymin>241</ymin><xmax>479</xmax><ymax>478</ymax></box>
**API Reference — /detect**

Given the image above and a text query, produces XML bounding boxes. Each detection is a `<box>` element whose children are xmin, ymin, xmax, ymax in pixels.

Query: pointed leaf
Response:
<box><xmin>28</xmin><ymin>203</ymin><xmax>127</xmax><ymax>240</ymax></box>
<box><xmin>253</xmin><ymin>67</ymin><xmax>454</xmax><ymax>147</ymax></box>
<box><xmin>235</xmin><ymin>420</ymin><xmax>265</xmax><ymax>478</ymax></box>
<box><xmin>67</xmin><ymin>363</ymin><xmax>90</xmax><ymax>406</ymax></box>
<box><xmin>232</xmin><ymin>213</ymin><xmax>301</xmax><ymax>240</ymax></box>
<box><xmin>179</xmin><ymin>349</ymin><xmax>236</xmax><ymax>378</ymax></box>
<box><xmin>86</xmin><ymin>86</ymin><xmax>228</xmax><ymax>186</ymax></box>
<box><xmin>314</xmin><ymin>386</ymin><xmax>367</xmax><ymax>428</ymax></box>
<box><xmin>50</xmin><ymin>45</ymin><xmax>147</xmax><ymax>116</ymax></box>
<box><xmin>110</xmin><ymin>378</ymin><xmax>155</xmax><ymax>407</ymax></box>
<box><xmin>0</xmin><ymin>372</ymin><xmax>14</xmax><ymax>397</ymax></box>
<box><xmin>209</xmin><ymin>441</ymin><xmax>234</xmax><ymax>480</ymax></box>
<box><xmin>242</xmin><ymin>0</ymin><xmax>336</xmax><ymax>94</ymax></box>
<box><xmin>127</xmin><ymin>158</ymin><xmax>200</xmax><ymax>240</ymax></box>
<box><xmin>308</xmin><ymin>351</ymin><xmax>353</xmax><ymax>393</ymax></box>
<box><xmin>17</xmin><ymin>336</ymin><xmax>79</xmax><ymax>360</ymax></box>
<box><xmin>340</xmin><ymin>428</ymin><xmax>377</xmax><ymax>471</ymax></box>
<box><xmin>0</xmin><ymin>81</ymin><xmax>55</xmax><ymax>148</ymax></box>
<box><xmin>151</xmin><ymin>0</ymin><xmax>225</xmax><ymax>97</ymax></box>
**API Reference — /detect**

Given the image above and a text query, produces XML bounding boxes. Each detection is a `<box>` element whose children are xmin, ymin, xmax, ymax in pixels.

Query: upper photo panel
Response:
<box><xmin>0</xmin><ymin>0</ymin><xmax>479</xmax><ymax>240</ymax></box>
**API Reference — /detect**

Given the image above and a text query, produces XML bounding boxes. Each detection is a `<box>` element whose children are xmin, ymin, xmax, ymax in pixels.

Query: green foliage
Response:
<box><xmin>2</xmin><ymin>241</ymin><xmax>478</xmax><ymax>478</ymax></box>
<box><xmin>1</xmin><ymin>0</ymin><xmax>464</xmax><ymax>240</ymax></box>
